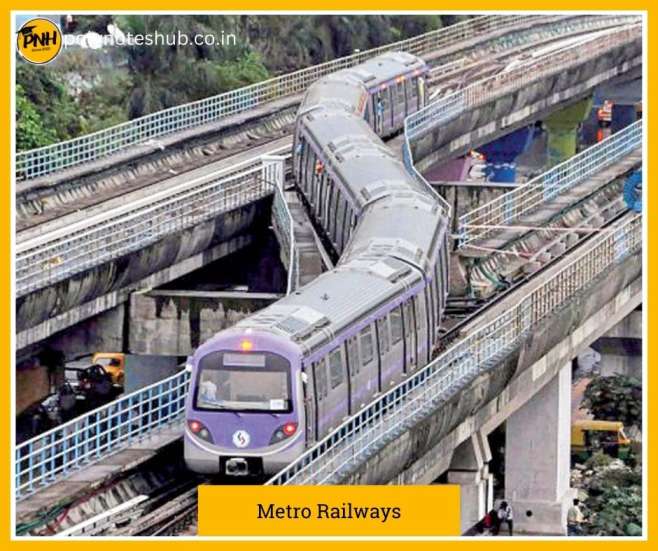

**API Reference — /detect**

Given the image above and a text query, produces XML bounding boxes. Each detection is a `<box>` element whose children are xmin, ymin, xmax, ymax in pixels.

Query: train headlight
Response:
<box><xmin>188</xmin><ymin>420</ymin><xmax>213</xmax><ymax>443</ymax></box>
<box><xmin>269</xmin><ymin>422</ymin><xmax>298</xmax><ymax>444</ymax></box>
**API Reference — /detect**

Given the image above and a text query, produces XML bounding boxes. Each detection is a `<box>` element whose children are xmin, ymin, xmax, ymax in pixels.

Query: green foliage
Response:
<box><xmin>15</xmin><ymin>65</ymin><xmax>80</xmax><ymax>150</ymax></box>
<box><xmin>16</xmin><ymin>84</ymin><xmax>56</xmax><ymax>150</ymax></box>
<box><xmin>580</xmin><ymin>459</ymin><xmax>643</xmax><ymax>537</ymax></box>
<box><xmin>584</xmin><ymin>484</ymin><xmax>642</xmax><ymax>536</ymax></box>
<box><xmin>581</xmin><ymin>375</ymin><xmax>642</xmax><ymax>429</ymax></box>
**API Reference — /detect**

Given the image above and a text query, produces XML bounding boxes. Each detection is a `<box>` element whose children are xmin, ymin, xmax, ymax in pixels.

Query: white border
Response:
<box><xmin>10</xmin><ymin>10</ymin><xmax>648</xmax><ymax>541</ymax></box>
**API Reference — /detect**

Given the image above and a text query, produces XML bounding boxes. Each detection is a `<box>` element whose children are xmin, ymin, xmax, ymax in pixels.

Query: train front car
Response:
<box><xmin>184</xmin><ymin>328</ymin><xmax>305</xmax><ymax>477</ymax></box>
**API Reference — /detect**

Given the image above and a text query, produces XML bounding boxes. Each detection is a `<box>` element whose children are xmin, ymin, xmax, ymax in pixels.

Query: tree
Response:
<box><xmin>581</xmin><ymin>375</ymin><xmax>642</xmax><ymax>429</ymax></box>
<box><xmin>16</xmin><ymin>84</ymin><xmax>57</xmax><ymax>150</ymax></box>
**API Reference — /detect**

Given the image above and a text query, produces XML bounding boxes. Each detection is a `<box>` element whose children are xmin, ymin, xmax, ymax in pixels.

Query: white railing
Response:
<box><xmin>264</xmin><ymin>154</ymin><xmax>300</xmax><ymax>293</ymax></box>
<box><xmin>458</xmin><ymin>120</ymin><xmax>643</xmax><ymax>247</ymax></box>
<box><xmin>267</xmin><ymin>214</ymin><xmax>642</xmax><ymax>485</ymax></box>
<box><xmin>16</xmin><ymin>14</ymin><xmax>572</xmax><ymax>181</ymax></box>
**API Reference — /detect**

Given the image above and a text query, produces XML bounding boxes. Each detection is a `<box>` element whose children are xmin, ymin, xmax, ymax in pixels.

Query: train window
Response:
<box><xmin>390</xmin><ymin>307</ymin><xmax>403</xmax><ymax>344</ymax></box>
<box><xmin>360</xmin><ymin>326</ymin><xmax>374</xmax><ymax>365</ymax></box>
<box><xmin>328</xmin><ymin>349</ymin><xmax>344</xmax><ymax>389</ymax></box>
<box><xmin>315</xmin><ymin>360</ymin><xmax>328</xmax><ymax>400</ymax></box>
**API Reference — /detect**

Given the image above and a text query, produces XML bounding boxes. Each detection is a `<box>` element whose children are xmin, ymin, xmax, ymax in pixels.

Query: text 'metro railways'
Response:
<box><xmin>257</xmin><ymin>502</ymin><xmax>402</xmax><ymax>523</ymax></box>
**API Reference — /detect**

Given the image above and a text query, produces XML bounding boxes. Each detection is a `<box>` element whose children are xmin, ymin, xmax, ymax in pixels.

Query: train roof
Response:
<box><xmin>300</xmin><ymin>51</ymin><xmax>427</xmax><ymax>117</ymax></box>
<box><xmin>299</xmin><ymin>108</ymin><xmax>430</xmax><ymax>210</ymax></box>
<box><xmin>343</xmin><ymin>192</ymin><xmax>448</xmax><ymax>271</ymax></box>
<box><xmin>343</xmin><ymin>51</ymin><xmax>427</xmax><ymax>90</ymax></box>
<box><xmin>235</xmin><ymin>254</ymin><xmax>423</xmax><ymax>355</ymax></box>
<box><xmin>301</xmin><ymin>72</ymin><xmax>366</xmax><ymax>116</ymax></box>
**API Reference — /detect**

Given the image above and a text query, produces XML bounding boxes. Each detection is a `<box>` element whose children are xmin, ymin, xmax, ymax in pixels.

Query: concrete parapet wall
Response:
<box><xmin>130</xmin><ymin>291</ymin><xmax>279</xmax><ymax>356</ymax></box>
<box><xmin>340</xmin><ymin>251</ymin><xmax>641</xmax><ymax>485</ymax></box>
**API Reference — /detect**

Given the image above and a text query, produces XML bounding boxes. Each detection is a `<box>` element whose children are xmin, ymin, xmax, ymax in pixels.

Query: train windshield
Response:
<box><xmin>194</xmin><ymin>352</ymin><xmax>291</xmax><ymax>412</ymax></box>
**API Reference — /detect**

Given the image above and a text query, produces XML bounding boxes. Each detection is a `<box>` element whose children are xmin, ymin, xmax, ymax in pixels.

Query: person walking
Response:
<box><xmin>498</xmin><ymin>501</ymin><xmax>514</xmax><ymax>536</ymax></box>
<box><xmin>567</xmin><ymin>499</ymin><xmax>584</xmax><ymax>536</ymax></box>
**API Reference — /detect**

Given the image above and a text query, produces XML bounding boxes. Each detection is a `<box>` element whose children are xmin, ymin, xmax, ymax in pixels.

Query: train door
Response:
<box><xmin>418</xmin><ymin>76</ymin><xmax>426</xmax><ymax>108</ymax></box>
<box><xmin>326</xmin><ymin>346</ymin><xmax>350</xmax><ymax>424</ymax></box>
<box><xmin>428</xmin><ymin>281</ymin><xmax>437</xmax><ymax>351</ymax></box>
<box><xmin>317</xmin><ymin>170</ymin><xmax>327</xmax><ymax>224</ymax></box>
<box><xmin>323</xmin><ymin>179</ymin><xmax>333</xmax><ymax>232</ymax></box>
<box><xmin>393</xmin><ymin>79</ymin><xmax>407</xmax><ymax>129</ymax></box>
<box><xmin>402</xmin><ymin>299</ymin><xmax>418</xmax><ymax>373</ymax></box>
<box><xmin>376</xmin><ymin>317</ymin><xmax>392</xmax><ymax>388</ymax></box>
<box><xmin>373</xmin><ymin>92</ymin><xmax>384</xmax><ymax>135</ymax></box>
<box><xmin>415</xmin><ymin>292</ymin><xmax>430</xmax><ymax>366</ymax></box>
<box><xmin>335</xmin><ymin>196</ymin><xmax>347</xmax><ymax>252</ymax></box>
<box><xmin>433</xmin><ymin>261</ymin><xmax>444</xmax><ymax>337</ymax></box>
<box><xmin>385</xmin><ymin>87</ymin><xmax>394</xmax><ymax>135</ymax></box>
<box><xmin>312</xmin><ymin>358</ymin><xmax>330</xmax><ymax>438</ymax></box>
<box><xmin>407</xmin><ymin>76</ymin><xmax>420</xmax><ymax>113</ymax></box>
<box><xmin>294</xmin><ymin>136</ymin><xmax>304</xmax><ymax>181</ymax></box>
<box><xmin>388</xmin><ymin>306</ymin><xmax>405</xmax><ymax>386</ymax></box>
<box><xmin>302</xmin><ymin>363</ymin><xmax>318</xmax><ymax>444</ymax></box>
<box><xmin>346</xmin><ymin>335</ymin><xmax>362</xmax><ymax>412</ymax></box>
<box><xmin>298</xmin><ymin>139</ymin><xmax>308</xmax><ymax>194</ymax></box>
<box><xmin>340</xmin><ymin>203</ymin><xmax>352</xmax><ymax>251</ymax></box>
<box><xmin>308</xmin><ymin>152</ymin><xmax>318</xmax><ymax>208</ymax></box>
<box><xmin>329</xmin><ymin>187</ymin><xmax>341</xmax><ymax>248</ymax></box>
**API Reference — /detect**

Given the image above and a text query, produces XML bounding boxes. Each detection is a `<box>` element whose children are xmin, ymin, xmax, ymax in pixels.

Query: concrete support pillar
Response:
<box><xmin>543</xmin><ymin>97</ymin><xmax>593</xmax><ymax>167</ymax></box>
<box><xmin>479</xmin><ymin>126</ymin><xmax>534</xmax><ymax>182</ymax></box>
<box><xmin>591</xmin><ymin>308</ymin><xmax>642</xmax><ymax>378</ymax></box>
<box><xmin>505</xmin><ymin>363</ymin><xmax>573</xmax><ymax>535</ymax></box>
<box><xmin>447</xmin><ymin>432</ymin><xmax>494</xmax><ymax>534</ymax></box>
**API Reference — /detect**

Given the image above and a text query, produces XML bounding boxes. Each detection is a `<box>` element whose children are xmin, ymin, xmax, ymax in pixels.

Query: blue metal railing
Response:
<box><xmin>15</xmin><ymin>370</ymin><xmax>190</xmax><ymax>500</ymax></box>
<box><xmin>458</xmin><ymin>120</ymin><xmax>643</xmax><ymax>247</ymax></box>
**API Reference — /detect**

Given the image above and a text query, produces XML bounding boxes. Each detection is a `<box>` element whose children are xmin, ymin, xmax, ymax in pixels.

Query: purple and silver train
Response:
<box><xmin>184</xmin><ymin>52</ymin><xmax>450</xmax><ymax>477</ymax></box>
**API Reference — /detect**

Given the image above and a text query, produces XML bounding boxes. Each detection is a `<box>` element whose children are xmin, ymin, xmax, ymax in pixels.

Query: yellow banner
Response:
<box><xmin>198</xmin><ymin>485</ymin><xmax>461</xmax><ymax>536</ymax></box>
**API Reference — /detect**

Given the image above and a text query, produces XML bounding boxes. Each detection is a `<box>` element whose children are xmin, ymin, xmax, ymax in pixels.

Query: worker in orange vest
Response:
<box><xmin>596</xmin><ymin>99</ymin><xmax>614</xmax><ymax>142</ymax></box>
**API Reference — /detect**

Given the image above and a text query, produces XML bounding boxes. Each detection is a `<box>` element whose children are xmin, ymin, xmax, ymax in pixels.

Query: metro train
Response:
<box><xmin>184</xmin><ymin>52</ymin><xmax>449</xmax><ymax>477</ymax></box>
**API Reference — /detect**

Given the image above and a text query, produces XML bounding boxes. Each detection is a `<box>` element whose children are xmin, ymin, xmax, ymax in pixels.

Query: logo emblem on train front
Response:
<box><xmin>232</xmin><ymin>430</ymin><xmax>250</xmax><ymax>448</ymax></box>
